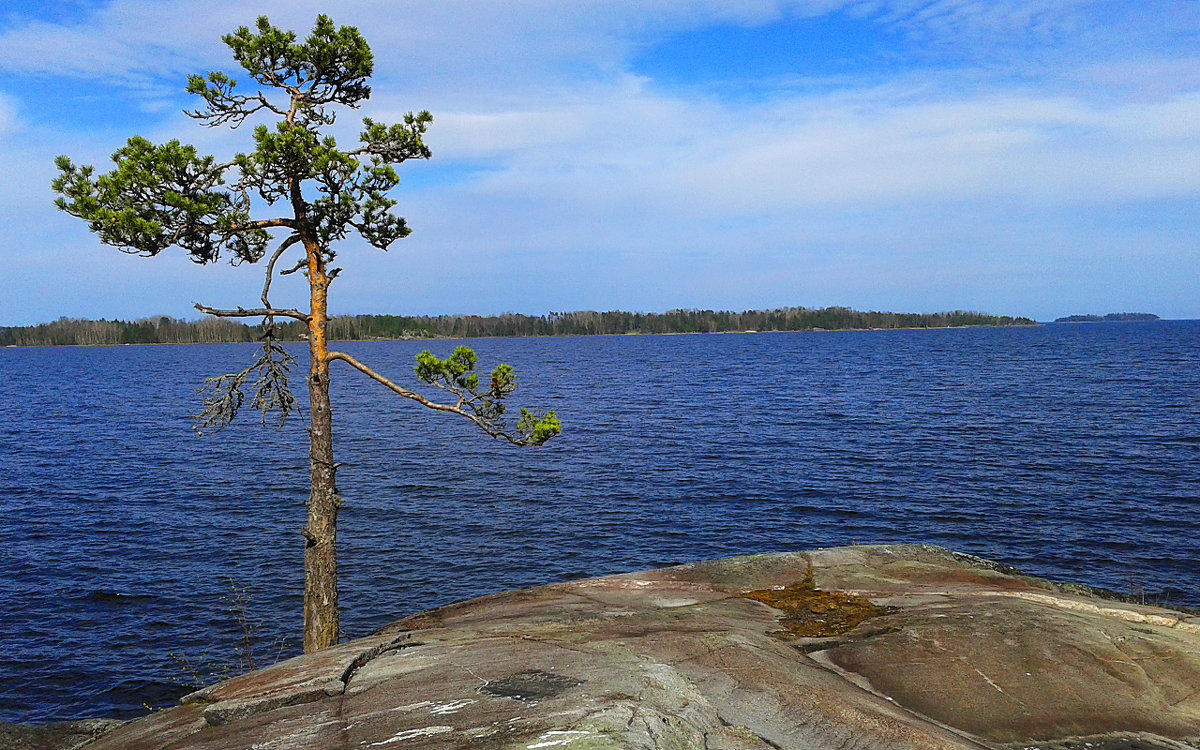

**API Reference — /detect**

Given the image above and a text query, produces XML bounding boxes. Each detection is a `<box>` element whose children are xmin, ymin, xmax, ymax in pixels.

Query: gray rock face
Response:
<box><xmin>82</xmin><ymin>545</ymin><xmax>1200</xmax><ymax>749</ymax></box>
<box><xmin>0</xmin><ymin>719</ymin><xmax>124</xmax><ymax>750</ymax></box>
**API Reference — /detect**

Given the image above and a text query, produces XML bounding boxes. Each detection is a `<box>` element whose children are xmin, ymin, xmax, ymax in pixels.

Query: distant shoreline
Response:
<box><xmin>0</xmin><ymin>322</ymin><xmax>1043</xmax><ymax>349</ymax></box>
<box><xmin>0</xmin><ymin>307</ymin><xmax>1037</xmax><ymax>347</ymax></box>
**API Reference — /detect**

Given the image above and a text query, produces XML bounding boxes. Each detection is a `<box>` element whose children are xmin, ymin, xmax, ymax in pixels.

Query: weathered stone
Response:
<box><xmin>996</xmin><ymin>732</ymin><xmax>1200</xmax><ymax>749</ymax></box>
<box><xmin>0</xmin><ymin>719</ymin><xmax>123</xmax><ymax>750</ymax></box>
<box><xmin>77</xmin><ymin>545</ymin><xmax>1200</xmax><ymax>749</ymax></box>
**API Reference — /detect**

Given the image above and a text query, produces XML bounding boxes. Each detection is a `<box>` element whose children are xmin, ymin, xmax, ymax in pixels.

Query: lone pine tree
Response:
<box><xmin>52</xmin><ymin>15</ymin><xmax>561</xmax><ymax>653</ymax></box>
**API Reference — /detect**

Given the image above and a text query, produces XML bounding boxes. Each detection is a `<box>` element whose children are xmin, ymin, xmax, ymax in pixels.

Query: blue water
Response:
<box><xmin>1</xmin><ymin>322</ymin><xmax>1197</xmax><ymax>724</ymax></box>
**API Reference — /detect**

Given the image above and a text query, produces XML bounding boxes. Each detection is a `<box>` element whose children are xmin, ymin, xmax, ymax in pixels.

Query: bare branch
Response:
<box><xmin>262</xmin><ymin>235</ymin><xmax>302</xmax><ymax>309</ymax></box>
<box><xmin>188</xmin><ymin>95</ymin><xmax>287</xmax><ymax>128</ymax></box>
<box><xmin>251</xmin><ymin>92</ymin><xmax>290</xmax><ymax>118</ymax></box>
<box><xmin>195</xmin><ymin>303</ymin><xmax>309</xmax><ymax>321</ymax></box>
<box><xmin>280</xmin><ymin>258</ymin><xmax>307</xmax><ymax>276</ymax></box>
<box><xmin>222</xmin><ymin>218</ymin><xmax>297</xmax><ymax>231</ymax></box>
<box><xmin>326</xmin><ymin>351</ymin><xmax>530</xmax><ymax>446</ymax></box>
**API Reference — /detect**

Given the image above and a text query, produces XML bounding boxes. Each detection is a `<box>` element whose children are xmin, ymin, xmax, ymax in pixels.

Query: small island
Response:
<box><xmin>1053</xmin><ymin>312</ymin><xmax>1161</xmax><ymax>323</ymax></box>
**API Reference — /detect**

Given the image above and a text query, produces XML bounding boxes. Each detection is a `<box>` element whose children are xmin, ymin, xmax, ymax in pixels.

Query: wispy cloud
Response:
<box><xmin>417</xmin><ymin>79</ymin><xmax>1200</xmax><ymax>212</ymax></box>
<box><xmin>0</xmin><ymin>0</ymin><xmax>1198</xmax><ymax>324</ymax></box>
<box><xmin>0</xmin><ymin>1</ymin><xmax>1176</xmax><ymax>82</ymax></box>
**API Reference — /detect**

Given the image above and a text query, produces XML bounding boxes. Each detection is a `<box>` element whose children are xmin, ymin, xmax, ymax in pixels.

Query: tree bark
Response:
<box><xmin>301</xmin><ymin>232</ymin><xmax>340</xmax><ymax>653</ymax></box>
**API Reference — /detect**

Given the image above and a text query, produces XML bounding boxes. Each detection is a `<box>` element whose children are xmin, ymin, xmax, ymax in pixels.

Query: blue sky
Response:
<box><xmin>1</xmin><ymin>0</ymin><xmax>1198</xmax><ymax>324</ymax></box>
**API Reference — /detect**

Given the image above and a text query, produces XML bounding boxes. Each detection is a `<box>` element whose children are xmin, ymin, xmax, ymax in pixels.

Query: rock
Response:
<box><xmin>82</xmin><ymin>545</ymin><xmax>1200</xmax><ymax>749</ymax></box>
<box><xmin>0</xmin><ymin>718</ymin><xmax>124</xmax><ymax>750</ymax></box>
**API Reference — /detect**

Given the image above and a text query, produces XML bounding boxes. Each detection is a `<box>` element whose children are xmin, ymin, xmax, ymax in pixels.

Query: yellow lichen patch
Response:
<box><xmin>743</xmin><ymin>568</ymin><xmax>887</xmax><ymax>637</ymax></box>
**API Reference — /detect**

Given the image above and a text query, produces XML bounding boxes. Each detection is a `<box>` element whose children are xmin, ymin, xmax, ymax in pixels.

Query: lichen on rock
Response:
<box><xmin>742</xmin><ymin>565</ymin><xmax>889</xmax><ymax>637</ymax></box>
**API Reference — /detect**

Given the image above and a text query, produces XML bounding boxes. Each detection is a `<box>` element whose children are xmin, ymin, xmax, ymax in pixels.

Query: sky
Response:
<box><xmin>1</xmin><ymin>0</ymin><xmax>1198</xmax><ymax>324</ymax></box>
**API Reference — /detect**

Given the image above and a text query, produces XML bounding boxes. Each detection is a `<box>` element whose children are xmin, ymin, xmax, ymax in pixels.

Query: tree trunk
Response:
<box><xmin>302</xmin><ymin>241</ymin><xmax>339</xmax><ymax>653</ymax></box>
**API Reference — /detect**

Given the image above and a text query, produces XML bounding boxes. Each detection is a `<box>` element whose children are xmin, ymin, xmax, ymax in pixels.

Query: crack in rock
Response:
<box><xmin>199</xmin><ymin>636</ymin><xmax>418</xmax><ymax>728</ymax></box>
<box><xmin>339</xmin><ymin>636</ymin><xmax>420</xmax><ymax>688</ymax></box>
<box><xmin>202</xmin><ymin>684</ymin><xmax>340</xmax><ymax>727</ymax></box>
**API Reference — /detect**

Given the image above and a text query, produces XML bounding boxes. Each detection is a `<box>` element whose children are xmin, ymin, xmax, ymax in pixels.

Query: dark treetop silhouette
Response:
<box><xmin>52</xmin><ymin>15</ymin><xmax>561</xmax><ymax>653</ymax></box>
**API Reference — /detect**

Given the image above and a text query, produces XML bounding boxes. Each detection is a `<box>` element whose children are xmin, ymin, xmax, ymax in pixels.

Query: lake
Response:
<box><xmin>1</xmin><ymin>321</ymin><xmax>1197</xmax><ymax>723</ymax></box>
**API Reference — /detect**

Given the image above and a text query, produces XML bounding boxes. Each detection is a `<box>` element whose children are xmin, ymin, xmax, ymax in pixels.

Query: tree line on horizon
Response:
<box><xmin>1</xmin><ymin>307</ymin><xmax>1036</xmax><ymax>347</ymax></box>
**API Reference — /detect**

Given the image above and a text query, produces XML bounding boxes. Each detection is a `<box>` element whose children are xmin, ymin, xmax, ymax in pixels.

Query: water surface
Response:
<box><xmin>1</xmin><ymin>321</ymin><xmax>1197</xmax><ymax>722</ymax></box>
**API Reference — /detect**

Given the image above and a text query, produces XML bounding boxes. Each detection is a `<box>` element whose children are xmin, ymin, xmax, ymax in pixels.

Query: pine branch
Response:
<box><xmin>326</xmin><ymin>351</ymin><xmax>559</xmax><ymax>446</ymax></box>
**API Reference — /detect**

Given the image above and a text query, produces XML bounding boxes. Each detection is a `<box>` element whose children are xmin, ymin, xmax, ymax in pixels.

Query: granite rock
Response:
<box><xmin>77</xmin><ymin>545</ymin><xmax>1200</xmax><ymax>750</ymax></box>
<box><xmin>0</xmin><ymin>719</ymin><xmax>124</xmax><ymax>750</ymax></box>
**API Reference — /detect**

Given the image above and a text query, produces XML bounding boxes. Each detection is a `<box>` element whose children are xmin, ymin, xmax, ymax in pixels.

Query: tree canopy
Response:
<box><xmin>54</xmin><ymin>16</ymin><xmax>432</xmax><ymax>269</ymax></box>
<box><xmin>52</xmin><ymin>15</ymin><xmax>560</xmax><ymax>653</ymax></box>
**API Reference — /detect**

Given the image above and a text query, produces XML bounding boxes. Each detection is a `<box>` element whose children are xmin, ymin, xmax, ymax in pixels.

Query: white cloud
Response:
<box><xmin>1</xmin><ymin>0</ymin><xmax>1199</xmax><ymax>324</ymax></box>
<box><xmin>4</xmin><ymin>1</ymin><xmax>1194</xmax><ymax>88</ymax></box>
<box><xmin>407</xmin><ymin>80</ymin><xmax>1200</xmax><ymax>222</ymax></box>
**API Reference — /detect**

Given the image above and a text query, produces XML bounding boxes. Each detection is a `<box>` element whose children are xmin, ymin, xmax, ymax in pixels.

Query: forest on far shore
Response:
<box><xmin>0</xmin><ymin>307</ymin><xmax>1037</xmax><ymax>347</ymax></box>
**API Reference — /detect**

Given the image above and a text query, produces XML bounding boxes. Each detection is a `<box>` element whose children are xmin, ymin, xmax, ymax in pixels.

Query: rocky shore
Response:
<box><xmin>7</xmin><ymin>545</ymin><xmax>1200</xmax><ymax>749</ymax></box>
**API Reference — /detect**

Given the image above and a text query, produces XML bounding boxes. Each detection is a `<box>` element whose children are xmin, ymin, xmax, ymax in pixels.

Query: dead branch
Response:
<box><xmin>217</xmin><ymin>218</ymin><xmax>297</xmax><ymax>232</ymax></box>
<box><xmin>195</xmin><ymin>337</ymin><xmax>298</xmax><ymax>433</ymax></box>
<box><xmin>280</xmin><ymin>258</ymin><xmax>307</xmax><ymax>276</ymax></box>
<box><xmin>262</xmin><ymin>235</ymin><xmax>302</xmax><ymax>309</ymax></box>
<box><xmin>195</xmin><ymin>303</ymin><xmax>309</xmax><ymax>322</ymax></box>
